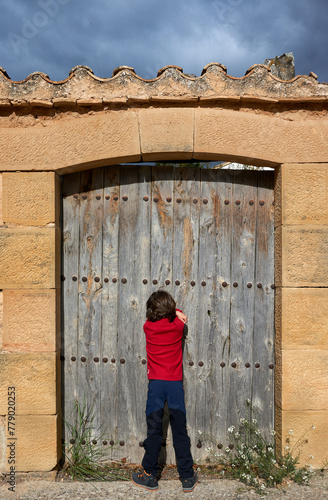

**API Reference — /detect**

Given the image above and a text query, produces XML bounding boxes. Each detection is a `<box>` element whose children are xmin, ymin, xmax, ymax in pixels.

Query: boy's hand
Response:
<box><xmin>176</xmin><ymin>310</ymin><xmax>188</xmax><ymax>324</ymax></box>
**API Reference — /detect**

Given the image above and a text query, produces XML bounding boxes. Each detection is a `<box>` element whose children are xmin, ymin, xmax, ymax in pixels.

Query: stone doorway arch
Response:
<box><xmin>0</xmin><ymin>63</ymin><xmax>327</xmax><ymax>473</ymax></box>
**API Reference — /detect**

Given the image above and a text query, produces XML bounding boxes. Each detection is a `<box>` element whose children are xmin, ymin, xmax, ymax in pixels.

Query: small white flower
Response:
<box><xmin>271</xmin><ymin>430</ymin><xmax>276</xmax><ymax>436</ymax></box>
<box><xmin>285</xmin><ymin>446</ymin><xmax>290</xmax><ymax>451</ymax></box>
<box><xmin>268</xmin><ymin>447</ymin><xmax>273</xmax><ymax>453</ymax></box>
<box><xmin>252</xmin><ymin>418</ymin><xmax>257</xmax><ymax>424</ymax></box>
<box><xmin>240</xmin><ymin>418</ymin><xmax>246</xmax><ymax>424</ymax></box>
<box><xmin>260</xmin><ymin>484</ymin><xmax>266</xmax><ymax>490</ymax></box>
<box><xmin>197</xmin><ymin>430</ymin><xmax>202</xmax><ymax>435</ymax></box>
<box><xmin>309</xmin><ymin>455</ymin><xmax>314</xmax><ymax>460</ymax></box>
<box><xmin>312</xmin><ymin>425</ymin><xmax>315</xmax><ymax>429</ymax></box>
<box><xmin>228</xmin><ymin>425</ymin><xmax>235</xmax><ymax>433</ymax></box>
<box><xmin>235</xmin><ymin>432</ymin><xmax>240</xmax><ymax>438</ymax></box>
<box><xmin>288</xmin><ymin>429</ymin><xmax>293</xmax><ymax>435</ymax></box>
<box><xmin>225</xmin><ymin>447</ymin><xmax>231</xmax><ymax>453</ymax></box>
<box><xmin>246</xmin><ymin>398</ymin><xmax>251</xmax><ymax>404</ymax></box>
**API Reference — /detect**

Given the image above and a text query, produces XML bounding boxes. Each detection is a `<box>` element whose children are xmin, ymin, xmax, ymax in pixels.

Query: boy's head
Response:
<box><xmin>146</xmin><ymin>290</ymin><xmax>176</xmax><ymax>322</ymax></box>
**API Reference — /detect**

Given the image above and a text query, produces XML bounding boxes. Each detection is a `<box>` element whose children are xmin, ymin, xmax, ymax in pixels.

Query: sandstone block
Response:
<box><xmin>139</xmin><ymin>108</ymin><xmax>194</xmax><ymax>161</ymax></box>
<box><xmin>0</xmin><ymin>173</ymin><xmax>3</xmax><ymax>226</ymax></box>
<box><xmin>5</xmin><ymin>414</ymin><xmax>60</xmax><ymax>472</ymax></box>
<box><xmin>0</xmin><ymin>353</ymin><xmax>57</xmax><ymax>414</ymax></box>
<box><xmin>2</xmin><ymin>172</ymin><xmax>58</xmax><ymax>226</ymax></box>
<box><xmin>3</xmin><ymin>289</ymin><xmax>58</xmax><ymax>352</ymax></box>
<box><xmin>0</xmin><ymin>227</ymin><xmax>60</xmax><ymax>289</ymax></box>
<box><xmin>275</xmin><ymin>288</ymin><xmax>328</xmax><ymax>350</ymax></box>
<box><xmin>0</xmin><ymin>290</ymin><xmax>3</xmax><ymax>351</ymax></box>
<box><xmin>0</xmin><ymin>415</ymin><xmax>5</xmax><ymax>473</ymax></box>
<box><xmin>275</xmin><ymin>348</ymin><xmax>328</xmax><ymax>411</ymax></box>
<box><xmin>275</xmin><ymin>225</ymin><xmax>328</xmax><ymax>286</ymax></box>
<box><xmin>274</xmin><ymin>164</ymin><xmax>328</xmax><ymax>226</ymax></box>
<box><xmin>275</xmin><ymin>408</ymin><xmax>328</xmax><ymax>468</ymax></box>
<box><xmin>0</xmin><ymin>111</ymin><xmax>141</xmax><ymax>172</ymax></box>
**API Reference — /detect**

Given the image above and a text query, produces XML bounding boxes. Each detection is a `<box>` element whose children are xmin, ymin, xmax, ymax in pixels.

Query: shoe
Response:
<box><xmin>181</xmin><ymin>472</ymin><xmax>198</xmax><ymax>492</ymax></box>
<box><xmin>131</xmin><ymin>469</ymin><xmax>159</xmax><ymax>490</ymax></box>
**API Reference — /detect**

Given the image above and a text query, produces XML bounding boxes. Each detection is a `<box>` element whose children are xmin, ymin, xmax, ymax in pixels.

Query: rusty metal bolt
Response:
<box><xmin>112</xmin><ymin>277</ymin><xmax>117</xmax><ymax>283</ymax></box>
<box><xmin>235</xmin><ymin>200</ymin><xmax>241</xmax><ymax>205</ymax></box>
<box><xmin>120</xmin><ymin>358</ymin><xmax>125</xmax><ymax>364</ymax></box>
<box><xmin>233</xmin><ymin>282</ymin><xmax>238</xmax><ymax>288</ymax></box>
<box><xmin>224</xmin><ymin>199</ymin><xmax>229</xmax><ymax>205</ymax></box>
<box><xmin>61</xmin><ymin>275</ymin><xmax>66</xmax><ymax>281</ymax></box>
<box><xmin>199</xmin><ymin>361</ymin><xmax>204</xmax><ymax>367</ymax></box>
<box><xmin>73</xmin><ymin>194</ymin><xmax>79</xmax><ymax>199</ymax></box>
<box><xmin>175</xmin><ymin>280</ymin><xmax>180</xmax><ymax>286</ymax></box>
<box><xmin>257</xmin><ymin>283</ymin><xmax>262</xmax><ymax>289</ymax></box>
<box><xmin>94</xmin><ymin>357</ymin><xmax>99</xmax><ymax>363</ymax></box>
<box><xmin>71</xmin><ymin>356</ymin><xmax>76</xmax><ymax>362</ymax></box>
<box><xmin>142</xmin><ymin>279</ymin><xmax>148</xmax><ymax>284</ymax></box>
<box><xmin>228</xmin><ymin>444</ymin><xmax>234</xmax><ymax>450</ymax></box>
<box><xmin>72</xmin><ymin>275</ymin><xmax>77</xmax><ymax>281</ymax></box>
<box><xmin>201</xmin><ymin>281</ymin><xmax>206</xmax><ymax>287</ymax></box>
<box><xmin>94</xmin><ymin>276</ymin><xmax>100</xmax><ymax>282</ymax></box>
<box><xmin>222</xmin><ymin>281</ymin><xmax>228</xmax><ymax>287</ymax></box>
<box><xmin>193</xmin><ymin>198</ymin><xmax>198</xmax><ymax>204</ymax></box>
<box><xmin>82</xmin><ymin>276</ymin><xmax>87</xmax><ymax>282</ymax></box>
<box><xmin>122</xmin><ymin>195</ymin><xmax>128</xmax><ymax>201</ymax></box>
<box><xmin>81</xmin><ymin>356</ymin><xmax>86</xmax><ymax>362</ymax></box>
<box><xmin>139</xmin><ymin>441</ymin><xmax>144</xmax><ymax>447</ymax></box>
<box><xmin>110</xmin><ymin>440</ymin><xmax>115</xmax><ymax>446</ymax></box>
<box><xmin>255</xmin><ymin>362</ymin><xmax>260</xmax><ymax>368</ymax></box>
<box><xmin>197</xmin><ymin>442</ymin><xmax>202</xmax><ymax>448</ymax></box>
<box><xmin>166</xmin><ymin>196</ymin><xmax>172</xmax><ymax>203</ymax></box>
<box><xmin>153</xmin><ymin>279</ymin><xmax>158</xmax><ymax>285</ymax></box>
<box><xmin>153</xmin><ymin>196</ymin><xmax>159</xmax><ymax>203</ymax></box>
<box><xmin>220</xmin><ymin>362</ymin><xmax>226</xmax><ymax>367</ymax></box>
<box><xmin>104</xmin><ymin>277</ymin><xmax>109</xmax><ymax>283</ymax></box>
<box><xmin>190</xmin><ymin>280</ymin><xmax>196</xmax><ymax>286</ymax></box>
<box><xmin>245</xmin><ymin>362</ymin><xmax>251</xmax><ymax>368</ymax></box>
<box><xmin>111</xmin><ymin>358</ymin><xmax>116</xmax><ymax>363</ymax></box>
<box><xmin>96</xmin><ymin>195</ymin><xmax>101</xmax><ymax>200</ymax></box>
<box><xmin>176</xmin><ymin>197</ymin><xmax>182</xmax><ymax>203</ymax></box>
<box><xmin>143</xmin><ymin>196</ymin><xmax>149</xmax><ymax>202</ymax></box>
<box><xmin>142</xmin><ymin>359</ymin><xmax>147</xmax><ymax>365</ymax></box>
<box><xmin>217</xmin><ymin>443</ymin><xmax>223</xmax><ymax>449</ymax></box>
<box><xmin>189</xmin><ymin>361</ymin><xmax>194</xmax><ymax>366</ymax></box>
<box><xmin>92</xmin><ymin>439</ymin><xmax>97</xmax><ymax>444</ymax></box>
<box><xmin>249</xmin><ymin>200</ymin><xmax>254</xmax><ymax>205</ymax></box>
<box><xmin>231</xmin><ymin>362</ymin><xmax>237</xmax><ymax>368</ymax></box>
<box><xmin>121</xmin><ymin>278</ymin><xmax>127</xmax><ymax>284</ymax></box>
<box><xmin>81</xmin><ymin>440</ymin><xmax>86</xmax><ymax>445</ymax></box>
<box><xmin>259</xmin><ymin>200</ymin><xmax>265</xmax><ymax>206</ymax></box>
<box><xmin>119</xmin><ymin>441</ymin><xmax>125</xmax><ymax>446</ymax></box>
<box><xmin>113</xmin><ymin>195</ymin><xmax>118</xmax><ymax>201</ymax></box>
<box><xmin>102</xmin><ymin>357</ymin><xmax>108</xmax><ymax>363</ymax></box>
<box><xmin>165</xmin><ymin>279</ymin><xmax>171</xmax><ymax>285</ymax></box>
<box><xmin>203</xmin><ymin>198</ymin><xmax>208</xmax><ymax>204</ymax></box>
<box><xmin>247</xmin><ymin>282</ymin><xmax>252</xmax><ymax>288</ymax></box>
<box><xmin>70</xmin><ymin>438</ymin><xmax>75</xmax><ymax>444</ymax></box>
<box><xmin>82</xmin><ymin>194</ymin><xmax>87</xmax><ymax>200</ymax></box>
<box><xmin>103</xmin><ymin>440</ymin><xmax>108</xmax><ymax>445</ymax></box>
<box><xmin>105</xmin><ymin>195</ymin><xmax>110</xmax><ymax>200</ymax></box>
<box><xmin>271</xmin><ymin>284</ymin><xmax>275</xmax><ymax>289</ymax></box>
<box><xmin>269</xmin><ymin>363</ymin><xmax>274</xmax><ymax>369</ymax></box>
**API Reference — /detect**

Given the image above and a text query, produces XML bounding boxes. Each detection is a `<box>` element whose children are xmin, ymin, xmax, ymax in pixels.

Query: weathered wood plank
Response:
<box><xmin>116</xmin><ymin>165</ymin><xmax>150</xmax><ymax>461</ymax></box>
<box><xmin>78</xmin><ymin>168</ymin><xmax>104</xmax><ymax>440</ymax></box>
<box><xmin>61</xmin><ymin>172</ymin><xmax>80</xmax><ymax>445</ymax></box>
<box><xmin>252</xmin><ymin>172</ymin><xmax>275</xmax><ymax>438</ymax></box>
<box><xmin>101</xmin><ymin>165</ymin><xmax>120</xmax><ymax>455</ymax></box>
<box><xmin>227</xmin><ymin>171</ymin><xmax>257</xmax><ymax>433</ymax></box>
<box><xmin>172</xmin><ymin>166</ymin><xmax>200</xmax><ymax>463</ymax></box>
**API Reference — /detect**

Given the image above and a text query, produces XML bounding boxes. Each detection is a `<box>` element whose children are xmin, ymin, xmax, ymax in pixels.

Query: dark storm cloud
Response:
<box><xmin>0</xmin><ymin>0</ymin><xmax>327</xmax><ymax>82</ymax></box>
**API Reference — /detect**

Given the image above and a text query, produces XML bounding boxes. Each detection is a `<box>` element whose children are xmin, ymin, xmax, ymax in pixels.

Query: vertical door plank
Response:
<box><xmin>171</xmin><ymin>166</ymin><xmax>200</xmax><ymax>464</ymax></box>
<box><xmin>61</xmin><ymin>172</ymin><xmax>80</xmax><ymax>444</ymax></box>
<box><xmin>228</xmin><ymin>171</ymin><xmax>257</xmax><ymax>433</ymax></box>
<box><xmin>101</xmin><ymin>166</ymin><xmax>120</xmax><ymax>454</ymax></box>
<box><xmin>116</xmin><ymin>165</ymin><xmax>151</xmax><ymax>461</ymax></box>
<box><xmin>78</xmin><ymin>168</ymin><xmax>104</xmax><ymax>439</ymax></box>
<box><xmin>253</xmin><ymin>172</ymin><xmax>275</xmax><ymax>437</ymax></box>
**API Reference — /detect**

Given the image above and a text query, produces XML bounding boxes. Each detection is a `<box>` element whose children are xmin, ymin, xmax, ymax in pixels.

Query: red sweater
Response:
<box><xmin>144</xmin><ymin>314</ymin><xmax>185</xmax><ymax>381</ymax></box>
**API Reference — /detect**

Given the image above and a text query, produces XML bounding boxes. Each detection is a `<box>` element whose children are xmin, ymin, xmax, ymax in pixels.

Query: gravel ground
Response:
<box><xmin>0</xmin><ymin>472</ymin><xmax>328</xmax><ymax>500</ymax></box>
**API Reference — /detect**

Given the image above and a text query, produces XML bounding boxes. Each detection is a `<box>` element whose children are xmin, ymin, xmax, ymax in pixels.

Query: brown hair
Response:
<box><xmin>146</xmin><ymin>290</ymin><xmax>176</xmax><ymax>322</ymax></box>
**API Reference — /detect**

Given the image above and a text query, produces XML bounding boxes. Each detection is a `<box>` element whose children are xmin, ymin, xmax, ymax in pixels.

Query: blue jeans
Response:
<box><xmin>141</xmin><ymin>380</ymin><xmax>194</xmax><ymax>479</ymax></box>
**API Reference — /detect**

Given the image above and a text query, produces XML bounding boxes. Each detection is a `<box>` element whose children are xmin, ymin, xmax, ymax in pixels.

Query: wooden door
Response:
<box><xmin>61</xmin><ymin>165</ymin><xmax>274</xmax><ymax>463</ymax></box>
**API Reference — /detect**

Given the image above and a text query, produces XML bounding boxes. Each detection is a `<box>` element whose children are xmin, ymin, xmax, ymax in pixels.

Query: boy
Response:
<box><xmin>132</xmin><ymin>290</ymin><xmax>198</xmax><ymax>493</ymax></box>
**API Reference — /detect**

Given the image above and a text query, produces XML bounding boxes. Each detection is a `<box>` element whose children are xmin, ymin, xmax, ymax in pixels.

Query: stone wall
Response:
<box><xmin>0</xmin><ymin>62</ymin><xmax>327</xmax><ymax>472</ymax></box>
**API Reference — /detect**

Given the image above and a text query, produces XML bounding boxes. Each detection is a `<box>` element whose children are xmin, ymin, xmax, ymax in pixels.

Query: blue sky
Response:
<box><xmin>0</xmin><ymin>0</ymin><xmax>327</xmax><ymax>82</ymax></box>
